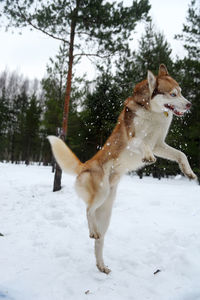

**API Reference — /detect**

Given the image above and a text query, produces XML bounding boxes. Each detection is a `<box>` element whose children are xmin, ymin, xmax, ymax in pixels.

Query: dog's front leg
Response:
<box><xmin>154</xmin><ymin>143</ymin><xmax>197</xmax><ymax>179</ymax></box>
<box><xmin>142</xmin><ymin>143</ymin><xmax>156</xmax><ymax>164</ymax></box>
<box><xmin>130</xmin><ymin>138</ymin><xmax>156</xmax><ymax>163</ymax></box>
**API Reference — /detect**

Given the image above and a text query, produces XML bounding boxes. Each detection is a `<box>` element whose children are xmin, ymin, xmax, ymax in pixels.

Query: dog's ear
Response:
<box><xmin>147</xmin><ymin>70</ymin><xmax>156</xmax><ymax>95</ymax></box>
<box><xmin>158</xmin><ymin>64</ymin><xmax>169</xmax><ymax>76</ymax></box>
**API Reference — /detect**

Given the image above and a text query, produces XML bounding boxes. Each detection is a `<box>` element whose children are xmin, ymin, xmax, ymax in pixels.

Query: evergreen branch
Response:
<box><xmin>28</xmin><ymin>20</ymin><xmax>69</xmax><ymax>44</ymax></box>
<box><xmin>16</xmin><ymin>4</ymin><xmax>69</xmax><ymax>44</ymax></box>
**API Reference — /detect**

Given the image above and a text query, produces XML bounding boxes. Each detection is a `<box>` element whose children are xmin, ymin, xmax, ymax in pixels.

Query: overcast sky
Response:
<box><xmin>0</xmin><ymin>0</ymin><xmax>191</xmax><ymax>80</ymax></box>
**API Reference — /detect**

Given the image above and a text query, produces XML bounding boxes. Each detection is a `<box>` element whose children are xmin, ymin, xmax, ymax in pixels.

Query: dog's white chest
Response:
<box><xmin>133</xmin><ymin>112</ymin><xmax>173</xmax><ymax>147</ymax></box>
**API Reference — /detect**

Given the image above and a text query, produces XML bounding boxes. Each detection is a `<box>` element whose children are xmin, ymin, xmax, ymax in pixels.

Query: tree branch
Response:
<box><xmin>76</xmin><ymin>31</ymin><xmax>92</xmax><ymax>37</ymax></box>
<box><xmin>74</xmin><ymin>52</ymin><xmax>111</xmax><ymax>59</ymax></box>
<box><xmin>17</xmin><ymin>4</ymin><xmax>70</xmax><ymax>44</ymax></box>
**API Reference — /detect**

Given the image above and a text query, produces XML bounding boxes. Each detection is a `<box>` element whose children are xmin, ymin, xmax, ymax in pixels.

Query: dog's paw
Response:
<box><xmin>97</xmin><ymin>264</ymin><xmax>111</xmax><ymax>274</ymax></box>
<box><xmin>142</xmin><ymin>156</ymin><xmax>156</xmax><ymax>164</ymax></box>
<box><xmin>89</xmin><ymin>232</ymin><xmax>101</xmax><ymax>240</ymax></box>
<box><xmin>186</xmin><ymin>172</ymin><xmax>197</xmax><ymax>180</ymax></box>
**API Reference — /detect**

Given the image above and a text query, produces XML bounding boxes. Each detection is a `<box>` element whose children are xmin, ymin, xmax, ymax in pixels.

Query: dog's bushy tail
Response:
<box><xmin>48</xmin><ymin>136</ymin><xmax>83</xmax><ymax>175</ymax></box>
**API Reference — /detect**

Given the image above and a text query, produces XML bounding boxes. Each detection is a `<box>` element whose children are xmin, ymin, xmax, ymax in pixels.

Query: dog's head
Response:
<box><xmin>148</xmin><ymin>64</ymin><xmax>191</xmax><ymax>116</ymax></box>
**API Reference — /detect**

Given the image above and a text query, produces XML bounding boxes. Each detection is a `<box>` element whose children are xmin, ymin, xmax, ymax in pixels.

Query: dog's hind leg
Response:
<box><xmin>86</xmin><ymin>173</ymin><xmax>111</xmax><ymax>240</ymax></box>
<box><xmin>87</xmin><ymin>190</ymin><xmax>109</xmax><ymax>240</ymax></box>
<box><xmin>95</xmin><ymin>237</ymin><xmax>110</xmax><ymax>274</ymax></box>
<box><xmin>87</xmin><ymin>204</ymin><xmax>101</xmax><ymax>240</ymax></box>
<box><xmin>75</xmin><ymin>170</ymin><xmax>105</xmax><ymax>239</ymax></box>
<box><xmin>94</xmin><ymin>184</ymin><xmax>118</xmax><ymax>274</ymax></box>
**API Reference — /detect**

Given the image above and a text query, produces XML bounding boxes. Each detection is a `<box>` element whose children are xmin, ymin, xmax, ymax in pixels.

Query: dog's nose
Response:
<box><xmin>186</xmin><ymin>102</ymin><xmax>192</xmax><ymax>110</ymax></box>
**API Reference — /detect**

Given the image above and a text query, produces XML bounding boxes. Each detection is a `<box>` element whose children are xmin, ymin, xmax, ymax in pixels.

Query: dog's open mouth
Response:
<box><xmin>164</xmin><ymin>104</ymin><xmax>185</xmax><ymax>116</ymax></box>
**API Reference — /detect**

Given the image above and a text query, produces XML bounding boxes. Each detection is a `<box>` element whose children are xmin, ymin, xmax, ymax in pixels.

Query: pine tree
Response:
<box><xmin>175</xmin><ymin>0</ymin><xmax>200</xmax><ymax>60</ymax></box>
<box><xmin>79</xmin><ymin>71</ymin><xmax>123</xmax><ymax>161</ymax></box>
<box><xmin>9</xmin><ymin>84</ymin><xmax>29</xmax><ymax>163</ymax></box>
<box><xmin>174</xmin><ymin>0</ymin><xmax>200</xmax><ymax>180</ymax></box>
<box><xmin>135</xmin><ymin>22</ymin><xmax>173</xmax><ymax>77</ymax></box>
<box><xmin>114</xmin><ymin>22</ymin><xmax>173</xmax><ymax>100</ymax></box>
<box><xmin>23</xmin><ymin>95</ymin><xmax>42</xmax><ymax>164</ymax></box>
<box><xmin>0</xmin><ymin>86</ymin><xmax>9</xmax><ymax>160</ymax></box>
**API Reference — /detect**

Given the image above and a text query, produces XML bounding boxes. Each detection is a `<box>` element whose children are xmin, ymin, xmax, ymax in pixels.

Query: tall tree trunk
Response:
<box><xmin>53</xmin><ymin>1</ymin><xmax>80</xmax><ymax>192</ymax></box>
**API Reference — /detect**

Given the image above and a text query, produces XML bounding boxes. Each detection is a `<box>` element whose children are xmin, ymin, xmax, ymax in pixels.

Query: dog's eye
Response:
<box><xmin>170</xmin><ymin>93</ymin><xmax>177</xmax><ymax>97</ymax></box>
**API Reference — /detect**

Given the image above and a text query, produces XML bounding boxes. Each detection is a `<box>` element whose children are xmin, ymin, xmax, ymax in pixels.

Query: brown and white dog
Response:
<box><xmin>48</xmin><ymin>64</ymin><xmax>196</xmax><ymax>274</ymax></box>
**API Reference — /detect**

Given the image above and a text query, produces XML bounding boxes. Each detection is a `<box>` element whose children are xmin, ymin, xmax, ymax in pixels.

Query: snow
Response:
<box><xmin>0</xmin><ymin>162</ymin><xmax>200</xmax><ymax>300</ymax></box>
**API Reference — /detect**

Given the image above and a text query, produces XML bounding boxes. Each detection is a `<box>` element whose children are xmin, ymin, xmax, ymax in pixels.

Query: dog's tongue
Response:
<box><xmin>164</xmin><ymin>104</ymin><xmax>185</xmax><ymax>116</ymax></box>
<box><xmin>174</xmin><ymin>109</ymin><xmax>184</xmax><ymax>116</ymax></box>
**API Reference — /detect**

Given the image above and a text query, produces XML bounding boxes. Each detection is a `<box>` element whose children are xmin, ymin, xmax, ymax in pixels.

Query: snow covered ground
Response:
<box><xmin>0</xmin><ymin>162</ymin><xmax>200</xmax><ymax>300</ymax></box>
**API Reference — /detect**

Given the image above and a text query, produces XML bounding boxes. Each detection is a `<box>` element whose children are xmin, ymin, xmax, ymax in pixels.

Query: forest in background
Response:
<box><xmin>0</xmin><ymin>0</ymin><xmax>199</xmax><ymax>180</ymax></box>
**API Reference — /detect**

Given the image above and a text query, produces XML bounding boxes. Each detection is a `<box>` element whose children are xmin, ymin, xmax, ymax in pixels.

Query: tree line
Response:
<box><xmin>0</xmin><ymin>0</ymin><xmax>199</xmax><ymax>181</ymax></box>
